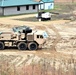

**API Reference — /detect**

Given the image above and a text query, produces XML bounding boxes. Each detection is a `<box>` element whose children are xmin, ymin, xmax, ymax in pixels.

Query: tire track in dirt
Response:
<box><xmin>34</xmin><ymin>24</ymin><xmax>62</xmax><ymax>51</ymax></box>
<box><xmin>44</xmin><ymin>25</ymin><xmax>61</xmax><ymax>51</ymax></box>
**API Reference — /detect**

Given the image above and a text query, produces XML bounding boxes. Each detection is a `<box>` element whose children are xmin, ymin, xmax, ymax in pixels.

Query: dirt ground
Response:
<box><xmin>0</xmin><ymin>13</ymin><xmax>76</xmax><ymax>71</ymax></box>
<box><xmin>0</xmin><ymin>3</ymin><xmax>76</xmax><ymax>74</ymax></box>
<box><xmin>0</xmin><ymin>13</ymin><xmax>76</xmax><ymax>56</ymax></box>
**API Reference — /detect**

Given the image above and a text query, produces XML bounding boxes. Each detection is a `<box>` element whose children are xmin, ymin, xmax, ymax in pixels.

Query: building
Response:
<box><xmin>0</xmin><ymin>0</ymin><xmax>39</xmax><ymax>15</ymax></box>
<box><xmin>39</xmin><ymin>0</ymin><xmax>54</xmax><ymax>10</ymax></box>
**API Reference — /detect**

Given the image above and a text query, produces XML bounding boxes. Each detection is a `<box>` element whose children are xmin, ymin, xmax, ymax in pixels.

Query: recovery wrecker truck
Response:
<box><xmin>0</xmin><ymin>26</ymin><xmax>48</xmax><ymax>50</ymax></box>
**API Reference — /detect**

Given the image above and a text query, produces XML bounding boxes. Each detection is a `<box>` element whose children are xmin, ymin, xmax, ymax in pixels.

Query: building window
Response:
<box><xmin>17</xmin><ymin>6</ymin><xmax>20</xmax><ymax>11</ymax></box>
<box><xmin>33</xmin><ymin>5</ymin><xmax>35</xmax><ymax>9</ymax></box>
<box><xmin>26</xmin><ymin>5</ymin><xmax>29</xmax><ymax>10</ymax></box>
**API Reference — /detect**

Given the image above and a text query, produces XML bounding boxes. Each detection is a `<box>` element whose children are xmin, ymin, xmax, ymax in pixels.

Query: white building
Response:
<box><xmin>39</xmin><ymin>0</ymin><xmax>54</xmax><ymax>10</ymax></box>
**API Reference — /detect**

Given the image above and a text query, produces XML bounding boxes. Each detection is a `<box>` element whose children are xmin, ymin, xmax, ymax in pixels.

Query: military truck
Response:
<box><xmin>0</xmin><ymin>26</ymin><xmax>48</xmax><ymax>50</ymax></box>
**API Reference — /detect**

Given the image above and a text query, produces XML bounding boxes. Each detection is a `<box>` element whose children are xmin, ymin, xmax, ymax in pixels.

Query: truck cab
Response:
<box><xmin>27</xmin><ymin>30</ymin><xmax>48</xmax><ymax>50</ymax></box>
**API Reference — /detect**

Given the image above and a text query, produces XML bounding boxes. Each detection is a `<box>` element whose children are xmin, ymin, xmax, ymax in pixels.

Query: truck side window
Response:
<box><xmin>37</xmin><ymin>35</ymin><xmax>39</xmax><ymax>38</ymax></box>
<box><xmin>37</xmin><ymin>35</ymin><xmax>43</xmax><ymax>39</ymax></box>
<box><xmin>40</xmin><ymin>35</ymin><xmax>43</xmax><ymax>38</ymax></box>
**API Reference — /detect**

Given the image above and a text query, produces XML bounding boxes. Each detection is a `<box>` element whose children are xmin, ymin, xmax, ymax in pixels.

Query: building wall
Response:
<box><xmin>44</xmin><ymin>3</ymin><xmax>54</xmax><ymax>9</ymax></box>
<box><xmin>4</xmin><ymin>5</ymin><xmax>38</xmax><ymax>15</ymax></box>
<box><xmin>0</xmin><ymin>8</ymin><xmax>3</xmax><ymax>15</ymax></box>
<box><xmin>39</xmin><ymin>2</ymin><xmax>54</xmax><ymax>10</ymax></box>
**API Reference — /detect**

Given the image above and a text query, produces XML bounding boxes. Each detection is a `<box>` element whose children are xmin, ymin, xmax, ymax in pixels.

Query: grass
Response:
<box><xmin>14</xmin><ymin>13</ymin><xmax>73</xmax><ymax>22</ymax></box>
<box><xmin>0</xmin><ymin>54</ymin><xmax>76</xmax><ymax>75</ymax></box>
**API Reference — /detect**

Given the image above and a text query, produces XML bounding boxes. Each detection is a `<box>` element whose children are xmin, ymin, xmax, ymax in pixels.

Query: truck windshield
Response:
<box><xmin>43</xmin><ymin>32</ymin><xmax>48</xmax><ymax>38</ymax></box>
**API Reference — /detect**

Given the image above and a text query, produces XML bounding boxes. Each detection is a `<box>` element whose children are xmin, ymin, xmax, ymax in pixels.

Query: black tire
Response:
<box><xmin>18</xmin><ymin>42</ymin><xmax>27</xmax><ymax>50</ymax></box>
<box><xmin>0</xmin><ymin>42</ymin><xmax>5</xmax><ymax>50</ymax></box>
<box><xmin>28</xmin><ymin>42</ymin><xmax>38</xmax><ymax>50</ymax></box>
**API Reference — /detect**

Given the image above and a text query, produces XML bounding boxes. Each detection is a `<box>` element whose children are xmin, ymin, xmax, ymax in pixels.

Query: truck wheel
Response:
<box><xmin>18</xmin><ymin>42</ymin><xmax>27</xmax><ymax>50</ymax></box>
<box><xmin>0</xmin><ymin>42</ymin><xmax>5</xmax><ymax>50</ymax></box>
<box><xmin>28</xmin><ymin>42</ymin><xmax>37</xmax><ymax>50</ymax></box>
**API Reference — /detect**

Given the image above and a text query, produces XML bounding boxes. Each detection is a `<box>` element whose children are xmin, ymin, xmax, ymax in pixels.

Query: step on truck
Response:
<box><xmin>0</xmin><ymin>26</ymin><xmax>48</xmax><ymax>50</ymax></box>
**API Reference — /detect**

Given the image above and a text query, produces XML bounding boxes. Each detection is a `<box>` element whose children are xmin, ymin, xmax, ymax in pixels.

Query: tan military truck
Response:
<box><xmin>0</xmin><ymin>26</ymin><xmax>48</xmax><ymax>50</ymax></box>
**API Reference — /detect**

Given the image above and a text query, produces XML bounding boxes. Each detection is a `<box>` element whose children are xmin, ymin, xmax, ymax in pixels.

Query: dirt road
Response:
<box><xmin>0</xmin><ymin>14</ymin><xmax>76</xmax><ymax>66</ymax></box>
<box><xmin>0</xmin><ymin>14</ymin><xmax>70</xmax><ymax>26</ymax></box>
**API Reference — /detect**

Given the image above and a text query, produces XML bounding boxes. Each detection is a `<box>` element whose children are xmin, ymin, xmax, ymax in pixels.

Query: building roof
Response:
<box><xmin>0</xmin><ymin>0</ymin><xmax>39</xmax><ymax>7</ymax></box>
<box><xmin>41</xmin><ymin>0</ymin><xmax>54</xmax><ymax>2</ymax></box>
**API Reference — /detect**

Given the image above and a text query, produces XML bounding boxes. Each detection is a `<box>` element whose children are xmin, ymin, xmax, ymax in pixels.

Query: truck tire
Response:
<box><xmin>28</xmin><ymin>42</ymin><xmax>37</xmax><ymax>50</ymax></box>
<box><xmin>18</xmin><ymin>42</ymin><xmax>27</xmax><ymax>50</ymax></box>
<box><xmin>0</xmin><ymin>42</ymin><xmax>5</xmax><ymax>50</ymax></box>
